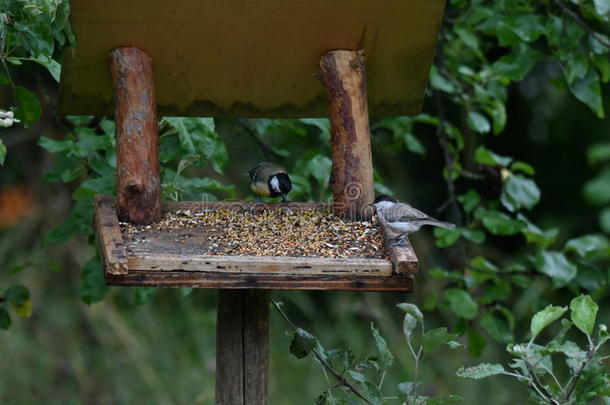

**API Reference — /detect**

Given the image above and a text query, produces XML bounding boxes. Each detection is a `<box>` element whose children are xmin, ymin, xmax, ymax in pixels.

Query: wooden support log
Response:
<box><xmin>216</xmin><ymin>290</ymin><xmax>269</xmax><ymax>404</ymax></box>
<box><xmin>108</xmin><ymin>47</ymin><xmax>161</xmax><ymax>224</ymax></box>
<box><xmin>319</xmin><ymin>50</ymin><xmax>374</xmax><ymax>221</ymax></box>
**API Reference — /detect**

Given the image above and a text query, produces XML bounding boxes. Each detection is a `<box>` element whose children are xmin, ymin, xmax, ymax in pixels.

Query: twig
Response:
<box><xmin>564</xmin><ymin>347</ymin><xmax>596</xmax><ymax>401</ymax></box>
<box><xmin>554</xmin><ymin>0</ymin><xmax>610</xmax><ymax>48</ymax></box>
<box><xmin>525</xmin><ymin>360</ymin><xmax>559</xmax><ymax>404</ymax></box>
<box><xmin>237</xmin><ymin>120</ymin><xmax>284</xmax><ymax>161</ymax></box>
<box><xmin>271</xmin><ymin>300</ymin><xmax>375</xmax><ymax>405</ymax></box>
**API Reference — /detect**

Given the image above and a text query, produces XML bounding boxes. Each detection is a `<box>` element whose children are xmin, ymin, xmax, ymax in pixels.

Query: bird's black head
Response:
<box><xmin>373</xmin><ymin>194</ymin><xmax>398</xmax><ymax>204</ymax></box>
<box><xmin>268</xmin><ymin>173</ymin><xmax>292</xmax><ymax>198</ymax></box>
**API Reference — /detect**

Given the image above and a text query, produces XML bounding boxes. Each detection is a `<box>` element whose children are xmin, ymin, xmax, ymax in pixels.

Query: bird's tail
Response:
<box><xmin>422</xmin><ymin>219</ymin><xmax>455</xmax><ymax>229</ymax></box>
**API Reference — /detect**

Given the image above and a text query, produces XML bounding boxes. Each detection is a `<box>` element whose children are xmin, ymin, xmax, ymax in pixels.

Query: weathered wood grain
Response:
<box><xmin>320</xmin><ymin>50</ymin><xmax>375</xmax><ymax>222</ymax></box>
<box><xmin>243</xmin><ymin>290</ymin><xmax>269</xmax><ymax>404</ymax></box>
<box><xmin>105</xmin><ymin>271</ymin><xmax>414</xmax><ymax>291</ymax></box>
<box><xmin>128</xmin><ymin>255</ymin><xmax>393</xmax><ymax>277</ymax></box>
<box><xmin>215</xmin><ymin>290</ymin><xmax>269</xmax><ymax>405</ymax></box>
<box><xmin>94</xmin><ymin>195</ymin><xmax>128</xmax><ymax>275</ymax></box>
<box><xmin>109</xmin><ymin>47</ymin><xmax>161</xmax><ymax>225</ymax></box>
<box><xmin>379</xmin><ymin>224</ymin><xmax>419</xmax><ymax>274</ymax></box>
<box><xmin>216</xmin><ymin>290</ymin><xmax>244</xmax><ymax>404</ymax></box>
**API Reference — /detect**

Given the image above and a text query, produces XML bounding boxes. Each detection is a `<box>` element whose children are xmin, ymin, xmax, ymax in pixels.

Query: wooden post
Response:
<box><xmin>108</xmin><ymin>46</ymin><xmax>161</xmax><ymax>224</ymax></box>
<box><xmin>319</xmin><ymin>50</ymin><xmax>375</xmax><ymax>221</ymax></box>
<box><xmin>216</xmin><ymin>290</ymin><xmax>269</xmax><ymax>404</ymax></box>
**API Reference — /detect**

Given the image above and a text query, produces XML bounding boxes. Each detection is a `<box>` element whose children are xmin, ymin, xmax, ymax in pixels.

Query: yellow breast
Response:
<box><xmin>251</xmin><ymin>181</ymin><xmax>271</xmax><ymax>197</ymax></box>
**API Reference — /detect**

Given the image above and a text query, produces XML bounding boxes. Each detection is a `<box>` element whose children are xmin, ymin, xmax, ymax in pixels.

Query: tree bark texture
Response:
<box><xmin>216</xmin><ymin>290</ymin><xmax>269</xmax><ymax>405</ymax></box>
<box><xmin>108</xmin><ymin>46</ymin><xmax>161</xmax><ymax>224</ymax></box>
<box><xmin>319</xmin><ymin>50</ymin><xmax>374</xmax><ymax>221</ymax></box>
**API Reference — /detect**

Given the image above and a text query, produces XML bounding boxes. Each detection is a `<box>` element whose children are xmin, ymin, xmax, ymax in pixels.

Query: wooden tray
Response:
<box><xmin>94</xmin><ymin>195</ymin><xmax>417</xmax><ymax>291</ymax></box>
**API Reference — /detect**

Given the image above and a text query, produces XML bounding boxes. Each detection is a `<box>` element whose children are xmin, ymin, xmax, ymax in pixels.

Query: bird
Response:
<box><xmin>369</xmin><ymin>194</ymin><xmax>455</xmax><ymax>245</ymax></box>
<box><xmin>248</xmin><ymin>162</ymin><xmax>292</xmax><ymax>202</ymax></box>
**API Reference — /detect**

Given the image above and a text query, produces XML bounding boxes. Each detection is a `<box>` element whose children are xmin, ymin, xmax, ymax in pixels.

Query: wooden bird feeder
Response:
<box><xmin>59</xmin><ymin>0</ymin><xmax>445</xmax><ymax>403</ymax></box>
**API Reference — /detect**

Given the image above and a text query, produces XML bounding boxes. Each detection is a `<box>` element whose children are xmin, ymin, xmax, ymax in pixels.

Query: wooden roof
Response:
<box><xmin>59</xmin><ymin>0</ymin><xmax>445</xmax><ymax>117</ymax></box>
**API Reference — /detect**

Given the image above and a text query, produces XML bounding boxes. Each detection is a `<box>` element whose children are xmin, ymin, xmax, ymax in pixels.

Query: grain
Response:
<box><xmin>120</xmin><ymin>207</ymin><xmax>387</xmax><ymax>259</ymax></box>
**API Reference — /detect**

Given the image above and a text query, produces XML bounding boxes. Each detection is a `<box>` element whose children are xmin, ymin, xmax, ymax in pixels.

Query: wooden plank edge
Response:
<box><xmin>379</xmin><ymin>220</ymin><xmax>419</xmax><ymax>274</ymax></box>
<box><xmin>105</xmin><ymin>271</ymin><xmax>414</xmax><ymax>292</ymax></box>
<box><xmin>128</xmin><ymin>254</ymin><xmax>394</xmax><ymax>277</ymax></box>
<box><xmin>94</xmin><ymin>195</ymin><xmax>129</xmax><ymax>275</ymax></box>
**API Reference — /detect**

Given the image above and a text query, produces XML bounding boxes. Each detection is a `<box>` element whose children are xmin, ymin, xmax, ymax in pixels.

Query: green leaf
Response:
<box><xmin>290</xmin><ymin>328</ymin><xmax>317</xmax><ymax>359</ymax></box>
<box><xmin>4</xmin><ymin>285</ymin><xmax>29</xmax><ymax>305</ymax></box>
<box><xmin>347</xmin><ymin>370</ymin><xmax>366</xmax><ymax>383</ymax></box>
<box><xmin>593</xmin><ymin>0</ymin><xmax>610</xmax><ymax>18</ymax></box>
<box><xmin>467</xmin><ymin>111</ymin><xmax>490</xmax><ymax>133</ymax></box>
<box><xmin>568</xmin><ymin>69</ymin><xmax>604</xmax><ymax>118</ymax></box>
<box><xmin>519</xmin><ymin>215</ymin><xmax>558</xmax><ymax>250</ymax></box>
<box><xmin>587</xmin><ymin>143</ymin><xmax>610</xmax><ymax>166</ymax></box>
<box><xmin>501</xmin><ymin>175</ymin><xmax>540</xmax><ymax>212</ymax></box>
<box><xmin>584</xmin><ymin>168</ymin><xmax>610</xmax><ymax>205</ymax></box>
<box><xmin>397</xmin><ymin>381</ymin><xmax>415</xmax><ymax>394</ymax></box>
<box><xmin>0</xmin><ymin>139</ymin><xmax>5</xmax><ymax>165</ymax></box>
<box><xmin>0</xmin><ymin>308</ymin><xmax>11</xmax><ymax>330</ymax></box>
<box><xmin>423</xmin><ymin>327</ymin><xmax>457</xmax><ymax>354</ymax></box>
<box><xmin>429</xmin><ymin>65</ymin><xmax>456</xmax><ymax>93</ymax></box>
<box><xmin>371</xmin><ymin>323</ymin><xmax>394</xmax><ymax>369</ymax></box>
<box><xmin>474</xmin><ymin>146</ymin><xmax>512</xmax><ymax>166</ymax></box>
<box><xmin>463</xmin><ymin>229</ymin><xmax>485</xmax><ymax>244</ymax></box>
<box><xmin>427</xmin><ymin>395</ymin><xmax>463</xmax><ymax>405</ymax></box>
<box><xmin>11</xmin><ymin>299</ymin><xmax>32</xmax><ymax>318</ymax></box>
<box><xmin>31</xmin><ymin>54</ymin><xmax>61</xmax><ymax>82</ymax></box>
<box><xmin>492</xmin><ymin>48</ymin><xmax>542</xmax><ymax>81</ymax></box>
<box><xmin>14</xmin><ymin>86</ymin><xmax>42</xmax><ymax>125</ymax></box>
<box><xmin>80</xmin><ymin>257</ymin><xmax>109</xmax><ymax>305</ymax></box>
<box><xmin>530</xmin><ymin>305</ymin><xmax>567</xmax><ymax>340</ymax></box>
<box><xmin>396</xmin><ymin>303</ymin><xmax>423</xmax><ymax>322</ymax></box>
<box><xmin>479</xmin><ymin>210</ymin><xmax>524</xmax><ymax>235</ymax></box>
<box><xmin>565</xmin><ymin>234</ymin><xmax>609</xmax><ymax>257</ymax></box>
<box><xmin>535</xmin><ymin>251</ymin><xmax>578</xmax><ymax>288</ymax></box>
<box><xmin>403</xmin><ymin>133</ymin><xmax>426</xmax><ymax>156</ymax></box>
<box><xmin>364</xmin><ymin>381</ymin><xmax>383</xmax><ymax>405</ymax></box>
<box><xmin>570</xmin><ymin>295</ymin><xmax>598</xmax><ymax>337</ymax></box>
<box><xmin>510</xmin><ymin>161</ymin><xmax>535</xmax><ymax>176</ymax></box>
<box><xmin>458</xmin><ymin>190</ymin><xmax>480</xmax><ymax>213</ymax></box>
<box><xmin>402</xmin><ymin>313</ymin><xmax>418</xmax><ymax>342</ymax></box>
<box><xmin>445</xmin><ymin>289</ymin><xmax>478</xmax><ymax>320</ymax></box>
<box><xmin>456</xmin><ymin>363</ymin><xmax>505</xmax><ymax>379</ymax></box>
<box><xmin>469</xmin><ymin>256</ymin><xmax>498</xmax><ymax>273</ymax></box>
<box><xmin>434</xmin><ymin>227</ymin><xmax>463</xmax><ymax>247</ymax></box>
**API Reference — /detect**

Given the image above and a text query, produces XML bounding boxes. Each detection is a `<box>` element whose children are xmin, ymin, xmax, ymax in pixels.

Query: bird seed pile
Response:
<box><xmin>121</xmin><ymin>208</ymin><xmax>388</xmax><ymax>259</ymax></box>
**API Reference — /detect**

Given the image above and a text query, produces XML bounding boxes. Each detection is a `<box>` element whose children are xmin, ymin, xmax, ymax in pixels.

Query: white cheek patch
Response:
<box><xmin>270</xmin><ymin>176</ymin><xmax>281</xmax><ymax>194</ymax></box>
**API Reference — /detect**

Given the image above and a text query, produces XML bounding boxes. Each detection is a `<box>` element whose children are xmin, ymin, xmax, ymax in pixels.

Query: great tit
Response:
<box><xmin>248</xmin><ymin>162</ymin><xmax>292</xmax><ymax>202</ymax></box>
<box><xmin>369</xmin><ymin>194</ymin><xmax>455</xmax><ymax>245</ymax></box>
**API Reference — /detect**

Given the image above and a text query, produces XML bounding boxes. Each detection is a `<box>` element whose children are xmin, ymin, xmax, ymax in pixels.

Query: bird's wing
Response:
<box><xmin>382</xmin><ymin>203</ymin><xmax>434</xmax><ymax>222</ymax></box>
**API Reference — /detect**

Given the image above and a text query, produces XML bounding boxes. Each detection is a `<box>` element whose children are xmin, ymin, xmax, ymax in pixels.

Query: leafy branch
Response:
<box><xmin>272</xmin><ymin>300</ymin><xmax>376</xmax><ymax>405</ymax></box>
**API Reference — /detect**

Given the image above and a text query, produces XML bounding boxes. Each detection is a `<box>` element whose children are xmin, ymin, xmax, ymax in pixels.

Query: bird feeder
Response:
<box><xmin>59</xmin><ymin>0</ymin><xmax>445</xmax><ymax>403</ymax></box>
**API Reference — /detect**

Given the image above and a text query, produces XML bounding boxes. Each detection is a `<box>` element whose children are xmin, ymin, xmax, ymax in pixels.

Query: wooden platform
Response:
<box><xmin>95</xmin><ymin>195</ymin><xmax>417</xmax><ymax>291</ymax></box>
<box><xmin>59</xmin><ymin>0</ymin><xmax>445</xmax><ymax>117</ymax></box>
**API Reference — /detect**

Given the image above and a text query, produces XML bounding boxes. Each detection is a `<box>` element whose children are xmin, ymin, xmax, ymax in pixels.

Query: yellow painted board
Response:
<box><xmin>58</xmin><ymin>0</ymin><xmax>445</xmax><ymax>118</ymax></box>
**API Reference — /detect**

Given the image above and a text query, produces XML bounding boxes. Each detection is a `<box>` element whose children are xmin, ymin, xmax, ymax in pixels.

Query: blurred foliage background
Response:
<box><xmin>1</xmin><ymin>0</ymin><xmax>609</xmax><ymax>403</ymax></box>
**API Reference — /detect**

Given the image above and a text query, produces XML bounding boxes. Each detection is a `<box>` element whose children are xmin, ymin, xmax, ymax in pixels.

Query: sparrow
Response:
<box><xmin>248</xmin><ymin>162</ymin><xmax>292</xmax><ymax>202</ymax></box>
<box><xmin>369</xmin><ymin>194</ymin><xmax>455</xmax><ymax>245</ymax></box>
